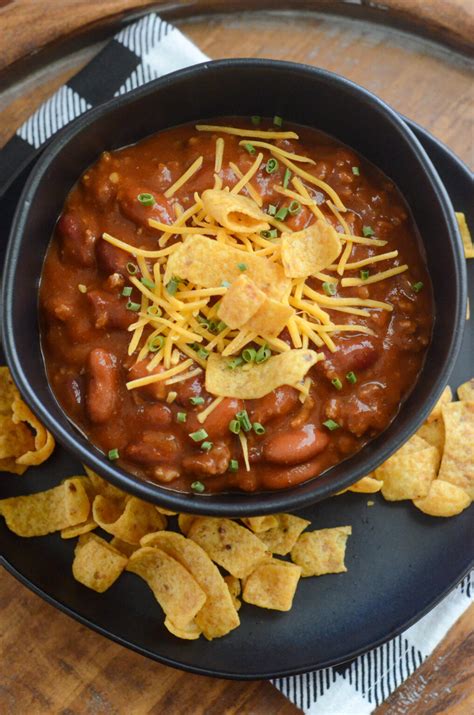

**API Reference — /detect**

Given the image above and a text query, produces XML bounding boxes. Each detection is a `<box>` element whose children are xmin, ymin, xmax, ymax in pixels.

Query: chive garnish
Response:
<box><xmin>191</xmin><ymin>481</ymin><xmax>205</xmax><ymax>493</ymax></box>
<box><xmin>148</xmin><ymin>335</ymin><xmax>164</xmax><ymax>352</ymax></box>
<box><xmin>331</xmin><ymin>378</ymin><xmax>343</xmax><ymax>391</ymax></box>
<box><xmin>108</xmin><ymin>448</ymin><xmax>119</xmax><ymax>460</ymax></box>
<box><xmin>255</xmin><ymin>344</ymin><xmax>271</xmax><ymax>363</ymax></box>
<box><xmin>228</xmin><ymin>459</ymin><xmax>239</xmax><ymax>472</ymax></box>
<box><xmin>242</xmin><ymin>348</ymin><xmax>257</xmax><ymax>363</ymax></box>
<box><xmin>273</xmin><ymin>115</ymin><xmax>283</xmax><ymax>127</ymax></box>
<box><xmin>362</xmin><ymin>225</ymin><xmax>375</xmax><ymax>237</ymax></box>
<box><xmin>227</xmin><ymin>356</ymin><xmax>244</xmax><ymax>370</ymax></box>
<box><xmin>283</xmin><ymin>168</ymin><xmax>291</xmax><ymax>188</ymax></box>
<box><xmin>166</xmin><ymin>276</ymin><xmax>181</xmax><ymax>295</ymax></box>
<box><xmin>190</xmin><ymin>396</ymin><xmax>205</xmax><ymax>405</ymax></box>
<box><xmin>201</xmin><ymin>441</ymin><xmax>213</xmax><ymax>452</ymax></box>
<box><xmin>323</xmin><ymin>419</ymin><xmax>340</xmax><ymax>431</ymax></box>
<box><xmin>322</xmin><ymin>282</ymin><xmax>337</xmax><ymax>296</ymax></box>
<box><xmin>189</xmin><ymin>428</ymin><xmax>208</xmax><ymax>442</ymax></box>
<box><xmin>237</xmin><ymin>262</ymin><xmax>247</xmax><ymax>271</ymax></box>
<box><xmin>253</xmin><ymin>422</ymin><xmax>266</xmax><ymax>435</ymax></box>
<box><xmin>260</xmin><ymin>229</ymin><xmax>278</xmax><ymax>239</ymax></box>
<box><xmin>126</xmin><ymin>262</ymin><xmax>138</xmax><ymax>275</ymax></box>
<box><xmin>236</xmin><ymin>410</ymin><xmax>252</xmax><ymax>432</ymax></box>
<box><xmin>412</xmin><ymin>281</ymin><xmax>424</xmax><ymax>293</ymax></box>
<box><xmin>126</xmin><ymin>300</ymin><xmax>141</xmax><ymax>312</ymax></box>
<box><xmin>244</xmin><ymin>143</ymin><xmax>256</xmax><ymax>154</ymax></box>
<box><xmin>122</xmin><ymin>286</ymin><xmax>132</xmax><ymax>297</ymax></box>
<box><xmin>229</xmin><ymin>419</ymin><xmax>241</xmax><ymax>434</ymax></box>
<box><xmin>275</xmin><ymin>206</ymin><xmax>289</xmax><ymax>221</ymax></box>
<box><xmin>352</xmin><ymin>166</ymin><xmax>360</xmax><ymax>176</ymax></box>
<box><xmin>267</xmin><ymin>204</ymin><xmax>277</xmax><ymax>216</ymax></box>
<box><xmin>147</xmin><ymin>305</ymin><xmax>162</xmax><ymax>316</ymax></box>
<box><xmin>137</xmin><ymin>192</ymin><xmax>154</xmax><ymax>206</ymax></box>
<box><xmin>288</xmin><ymin>200</ymin><xmax>301</xmax><ymax>215</ymax></box>
<box><xmin>265</xmin><ymin>158</ymin><xmax>279</xmax><ymax>174</ymax></box>
<box><xmin>251</xmin><ymin>115</ymin><xmax>261</xmax><ymax>126</ymax></box>
<box><xmin>177</xmin><ymin>412</ymin><xmax>187</xmax><ymax>423</ymax></box>
<box><xmin>140</xmin><ymin>277</ymin><xmax>155</xmax><ymax>290</ymax></box>
<box><xmin>360</xmin><ymin>269</ymin><xmax>370</xmax><ymax>281</ymax></box>
<box><xmin>346</xmin><ymin>371</ymin><xmax>357</xmax><ymax>384</ymax></box>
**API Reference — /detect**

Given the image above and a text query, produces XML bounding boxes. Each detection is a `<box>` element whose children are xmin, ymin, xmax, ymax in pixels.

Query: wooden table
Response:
<box><xmin>0</xmin><ymin>2</ymin><xmax>473</xmax><ymax>713</ymax></box>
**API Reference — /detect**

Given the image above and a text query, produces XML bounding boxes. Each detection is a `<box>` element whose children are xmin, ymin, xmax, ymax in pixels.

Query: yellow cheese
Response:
<box><xmin>341</xmin><ymin>264</ymin><xmax>408</xmax><ymax>287</ymax></box>
<box><xmin>164</xmin><ymin>156</ymin><xmax>203</xmax><ymax>199</ymax></box>
<box><xmin>195</xmin><ymin>124</ymin><xmax>299</xmax><ymax>140</ymax></box>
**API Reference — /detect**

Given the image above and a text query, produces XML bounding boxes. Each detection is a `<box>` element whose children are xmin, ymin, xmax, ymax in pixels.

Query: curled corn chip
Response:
<box><xmin>241</xmin><ymin>515</ymin><xmax>279</xmax><ymax>533</ymax></box>
<box><xmin>348</xmin><ymin>476</ymin><xmax>383</xmax><ymax>494</ymax></box>
<box><xmin>156</xmin><ymin>506</ymin><xmax>178</xmax><ymax>516</ymax></box>
<box><xmin>206</xmin><ymin>349</ymin><xmax>321</xmax><ymax>399</ymax></box>
<box><xmin>224</xmin><ymin>575</ymin><xmax>242</xmax><ymax>611</ymax></box>
<box><xmin>378</xmin><ymin>445</ymin><xmax>439</xmax><ymax>501</ymax></box>
<box><xmin>65</xmin><ymin>477</ymin><xmax>91</xmax><ymax>525</ymax></box>
<box><xmin>178</xmin><ymin>513</ymin><xmax>196</xmax><ymax>535</ymax></box>
<box><xmin>416</xmin><ymin>418</ymin><xmax>445</xmax><ymax>454</ymax></box>
<box><xmin>141</xmin><ymin>530</ymin><xmax>239</xmax><ymax>640</ymax></box>
<box><xmin>0</xmin><ymin>367</ymin><xmax>19</xmax><ymax>415</ymax></box>
<box><xmin>188</xmin><ymin>517</ymin><xmax>270</xmax><ymax>579</ymax></box>
<box><xmin>83</xmin><ymin>465</ymin><xmax>128</xmax><ymax>501</ymax></box>
<box><xmin>61</xmin><ymin>519</ymin><xmax>97</xmax><ymax>539</ymax></box>
<box><xmin>11</xmin><ymin>395</ymin><xmax>55</xmax><ymax>466</ymax></box>
<box><xmin>427</xmin><ymin>386</ymin><xmax>452</xmax><ymax>423</ymax></box>
<box><xmin>437</xmin><ymin>401</ymin><xmax>474</xmax><ymax>499</ymax></box>
<box><xmin>455</xmin><ymin>211</ymin><xmax>474</xmax><ymax>259</ymax></box>
<box><xmin>126</xmin><ymin>546</ymin><xmax>206</xmax><ymax>629</ymax></box>
<box><xmin>242</xmin><ymin>559</ymin><xmax>301</xmax><ymax>611</ymax></box>
<box><xmin>164</xmin><ymin>618</ymin><xmax>202</xmax><ymax>640</ymax></box>
<box><xmin>256</xmin><ymin>513</ymin><xmax>310</xmax><ymax>555</ymax></box>
<box><xmin>92</xmin><ymin>495</ymin><xmax>167</xmax><ymax>544</ymax></box>
<box><xmin>72</xmin><ymin>533</ymin><xmax>128</xmax><ymax>592</ymax></box>
<box><xmin>164</xmin><ymin>234</ymin><xmax>290</xmax><ymax>301</ymax></box>
<box><xmin>109</xmin><ymin>536</ymin><xmax>140</xmax><ymax>557</ymax></box>
<box><xmin>0</xmin><ymin>415</ymin><xmax>34</xmax><ymax>460</ymax></box>
<box><xmin>217</xmin><ymin>275</ymin><xmax>267</xmax><ymax>329</ymax></box>
<box><xmin>291</xmin><ymin>526</ymin><xmax>352</xmax><ymax>577</ymax></box>
<box><xmin>201</xmin><ymin>189</ymin><xmax>270</xmax><ymax>234</ymax></box>
<box><xmin>0</xmin><ymin>478</ymin><xmax>87</xmax><ymax>537</ymax></box>
<box><xmin>281</xmin><ymin>220</ymin><xmax>342</xmax><ymax>278</ymax></box>
<box><xmin>413</xmin><ymin>480</ymin><xmax>471</xmax><ymax>517</ymax></box>
<box><xmin>457</xmin><ymin>378</ymin><xmax>474</xmax><ymax>402</ymax></box>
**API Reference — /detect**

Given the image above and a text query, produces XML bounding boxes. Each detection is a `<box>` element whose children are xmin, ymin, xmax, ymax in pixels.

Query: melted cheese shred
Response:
<box><xmin>229</xmin><ymin>162</ymin><xmax>262</xmax><ymax>206</ymax></box>
<box><xmin>197</xmin><ymin>395</ymin><xmax>225</xmax><ymax>424</ymax></box>
<box><xmin>238</xmin><ymin>140</ymin><xmax>316</xmax><ymax>164</ymax></box>
<box><xmin>277</xmin><ymin>155</ymin><xmax>346</xmax><ymax>210</ymax></box>
<box><xmin>196</xmin><ymin>124</ymin><xmax>299</xmax><ymax>140</ymax></box>
<box><xmin>164</xmin><ymin>156</ymin><xmax>203</xmax><ymax>199</ymax></box>
<box><xmin>341</xmin><ymin>264</ymin><xmax>408</xmax><ymax>287</ymax></box>
<box><xmin>214</xmin><ymin>137</ymin><xmax>224</xmax><ymax>173</ymax></box>
<box><xmin>231</xmin><ymin>152</ymin><xmax>264</xmax><ymax>195</ymax></box>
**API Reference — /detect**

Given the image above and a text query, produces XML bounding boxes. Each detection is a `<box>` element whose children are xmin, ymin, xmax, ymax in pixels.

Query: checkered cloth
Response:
<box><xmin>2</xmin><ymin>13</ymin><xmax>472</xmax><ymax>714</ymax></box>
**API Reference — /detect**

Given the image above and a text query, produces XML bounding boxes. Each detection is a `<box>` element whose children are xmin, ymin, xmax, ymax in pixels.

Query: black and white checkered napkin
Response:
<box><xmin>2</xmin><ymin>13</ymin><xmax>472</xmax><ymax>714</ymax></box>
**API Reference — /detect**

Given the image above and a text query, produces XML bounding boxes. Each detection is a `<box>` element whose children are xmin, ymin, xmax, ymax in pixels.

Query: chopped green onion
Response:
<box><xmin>237</xmin><ymin>262</ymin><xmax>247</xmax><ymax>272</ymax></box>
<box><xmin>126</xmin><ymin>262</ymin><xmax>138</xmax><ymax>275</ymax></box>
<box><xmin>148</xmin><ymin>335</ymin><xmax>164</xmax><ymax>352</ymax></box>
<box><xmin>228</xmin><ymin>459</ymin><xmax>239</xmax><ymax>472</ymax></box>
<box><xmin>137</xmin><ymin>192</ymin><xmax>154</xmax><ymax>206</ymax></box>
<box><xmin>360</xmin><ymin>269</ymin><xmax>370</xmax><ymax>281</ymax></box>
<box><xmin>221</xmin><ymin>280</ymin><xmax>231</xmax><ymax>288</ymax></box>
<box><xmin>362</xmin><ymin>225</ymin><xmax>375</xmax><ymax>237</ymax></box>
<box><xmin>191</xmin><ymin>481</ymin><xmax>205</xmax><ymax>493</ymax></box>
<box><xmin>275</xmin><ymin>206</ymin><xmax>289</xmax><ymax>221</ymax></box>
<box><xmin>126</xmin><ymin>300</ymin><xmax>141</xmax><ymax>312</ymax></box>
<box><xmin>190</xmin><ymin>396</ymin><xmax>205</xmax><ymax>405</ymax></box>
<box><xmin>244</xmin><ymin>143</ymin><xmax>256</xmax><ymax>154</ymax></box>
<box><xmin>288</xmin><ymin>200</ymin><xmax>301</xmax><ymax>215</ymax></box>
<box><xmin>216</xmin><ymin>320</ymin><xmax>227</xmax><ymax>332</ymax></box>
<box><xmin>346</xmin><ymin>371</ymin><xmax>357</xmax><ymax>384</ymax></box>
<box><xmin>140</xmin><ymin>277</ymin><xmax>155</xmax><ymax>290</ymax></box>
<box><xmin>412</xmin><ymin>281</ymin><xmax>424</xmax><ymax>293</ymax></box>
<box><xmin>273</xmin><ymin>115</ymin><xmax>283</xmax><ymax>127</ymax></box>
<box><xmin>251</xmin><ymin>115</ymin><xmax>261</xmax><ymax>126</ymax></box>
<box><xmin>323</xmin><ymin>419</ymin><xmax>340</xmax><ymax>431</ymax></box>
<box><xmin>201</xmin><ymin>441</ymin><xmax>213</xmax><ymax>452</ymax></box>
<box><xmin>121</xmin><ymin>286</ymin><xmax>132</xmax><ymax>297</ymax></box>
<box><xmin>322</xmin><ymin>281</ymin><xmax>337</xmax><ymax>296</ymax></box>
<box><xmin>255</xmin><ymin>344</ymin><xmax>271</xmax><ymax>363</ymax></box>
<box><xmin>166</xmin><ymin>276</ymin><xmax>181</xmax><ymax>295</ymax></box>
<box><xmin>260</xmin><ymin>229</ymin><xmax>278</xmax><ymax>239</ymax></box>
<box><xmin>108</xmin><ymin>448</ymin><xmax>119</xmax><ymax>461</ymax></box>
<box><xmin>267</xmin><ymin>204</ymin><xmax>277</xmax><ymax>216</ymax></box>
<box><xmin>283</xmin><ymin>168</ymin><xmax>291</xmax><ymax>188</ymax></box>
<box><xmin>227</xmin><ymin>356</ymin><xmax>244</xmax><ymax>370</ymax></box>
<box><xmin>331</xmin><ymin>377</ymin><xmax>343</xmax><ymax>391</ymax></box>
<box><xmin>191</xmin><ymin>344</ymin><xmax>209</xmax><ymax>360</ymax></box>
<box><xmin>189</xmin><ymin>429</ymin><xmax>208</xmax><ymax>442</ymax></box>
<box><xmin>242</xmin><ymin>348</ymin><xmax>257</xmax><ymax>363</ymax></box>
<box><xmin>265</xmin><ymin>158</ymin><xmax>279</xmax><ymax>174</ymax></box>
<box><xmin>352</xmin><ymin>166</ymin><xmax>360</xmax><ymax>176</ymax></box>
<box><xmin>147</xmin><ymin>305</ymin><xmax>162</xmax><ymax>316</ymax></box>
<box><xmin>253</xmin><ymin>422</ymin><xmax>266</xmax><ymax>435</ymax></box>
<box><xmin>229</xmin><ymin>419</ymin><xmax>241</xmax><ymax>434</ymax></box>
<box><xmin>236</xmin><ymin>409</ymin><xmax>252</xmax><ymax>432</ymax></box>
<box><xmin>177</xmin><ymin>411</ymin><xmax>187</xmax><ymax>423</ymax></box>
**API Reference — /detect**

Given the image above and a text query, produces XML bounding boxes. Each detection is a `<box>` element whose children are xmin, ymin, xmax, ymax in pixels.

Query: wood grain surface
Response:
<box><xmin>0</xmin><ymin>4</ymin><xmax>473</xmax><ymax>714</ymax></box>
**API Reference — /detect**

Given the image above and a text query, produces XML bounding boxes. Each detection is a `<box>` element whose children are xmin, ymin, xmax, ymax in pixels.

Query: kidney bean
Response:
<box><xmin>249</xmin><ymin>386</ymin><xmax>299</xmax><ymax>425</ymax></box>
<box><xmin>201</xmin><ymin>398</ymin><xmax>244</xmax><ymax>439</ymax></box>
<box><xmin>96</xmin><ymin>238</ymin><xmax>130</xmax><ymax>276</ymax></box>
<box><xmin>174</xmin><ymin>373</ymin><xmax>205</xmax><ymax>405</ymax></box>
<box><xmin>125</xmin><ymin>431</ymin><xmax>181</xmax><ymax>464</ymax></box>
<box><xmin>118</xmin><ymin>185</ymin><xmax>174</xmax><ymax>228</ymax></box>
<box><xmin>319</xmin><ymin>337</ymin><xmax>380</xmax><ymax>379</ymax></box>
<box><xmin>81</xmin><ymin>169</ymin><xmax>117</xmax><ymax>208</ymax></box>
<box><xmin>57</xmin><ymin>213</ymin><xmax>96</xmax><ymax>267</ymax></box>
<box><xmin>128</xmin><ymin>360</ymin><xmax>167</xmax><ymax>401</ymax></box>
<box><xmin>260</xmin><ymin>457</ymin><xmax>325</xmax><ymax>490</ymax></box>
<box><xmin>87</xmin><ymin>290</ymin><xmax>136</xmax><ymax>330</ymax></box>
<box><xmin>182</xmin><ymin>443</ymin><xmax>230</xmax><ymax>477</ymax></box>
<box><xmin>138</xmin><ymin>403</ymin><xmax>172</xmax><ymax>428</ymax></box>
<box><xmin>86</xmin><ymin>348</ymin><xmax>119</xmax><ymax>424</ymax></box>
<box><xmin>263</xmin><ymin>423</ymin><xmax>329</xmax><ymax>465</ymax></box>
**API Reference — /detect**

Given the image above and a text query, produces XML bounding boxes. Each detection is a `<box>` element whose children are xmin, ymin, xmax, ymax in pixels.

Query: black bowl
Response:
<box><xmin>1</xmin><ymin>59</ymin><xmax>467</xmax><ymax>516</ymax></box>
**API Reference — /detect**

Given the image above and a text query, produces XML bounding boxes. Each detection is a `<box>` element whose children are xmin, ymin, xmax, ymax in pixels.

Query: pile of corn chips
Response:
<box><xmin>0</xmin><ymin>367</ymin><xmax>55</xmax><ymax>474</ymax></box>
<box><xmin>0</xmin><ymin>368</ymin><xmax>472</xmax><ymax>640</ymax></box>
<box><xmin>345</xmin><ymin>379</ymin><xmax>474</xmax><ymax>516</ymax></box>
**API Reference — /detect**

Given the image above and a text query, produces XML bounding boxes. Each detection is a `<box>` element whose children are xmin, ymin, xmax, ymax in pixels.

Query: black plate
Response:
<box><xmin>0</xmin><ymin>120</ymin><xmax>473</xmax><ymax>679</ymax></box>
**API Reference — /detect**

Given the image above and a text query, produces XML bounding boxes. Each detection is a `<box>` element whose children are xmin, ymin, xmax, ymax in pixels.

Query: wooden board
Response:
<box><xmin>0</xmin><ymin>3</ymin><xmax>473</xmax><ymax>713</ymax></box>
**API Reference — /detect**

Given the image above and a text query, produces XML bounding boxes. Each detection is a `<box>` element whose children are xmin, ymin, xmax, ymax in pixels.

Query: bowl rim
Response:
<box><xmin>1</xmin><ymin>58</ymin><xmax>467</xmax><ymax>516</ymax></box>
